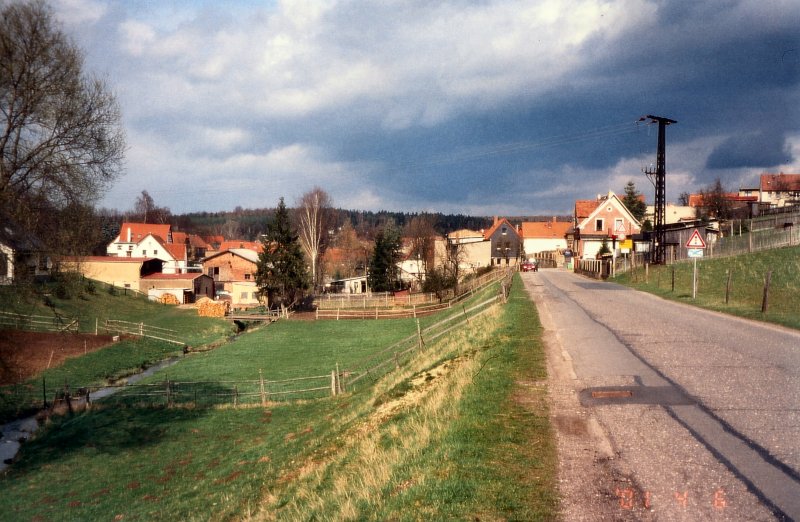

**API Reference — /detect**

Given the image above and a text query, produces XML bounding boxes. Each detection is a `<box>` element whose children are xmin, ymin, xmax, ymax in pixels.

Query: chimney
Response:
<box><xmin>552</xmin><ymin>216</ymin><xmax>556</xmax><ymax>223</ymax></box>
<box><xmin>493</xmin><ymin>216</ymin><xmax>499</xmax><ymax>226</ymax></box>
<box><xmin>127</xmin><ymin>227</ymin><xmax>131</xmax><ymax>243</ymax></box>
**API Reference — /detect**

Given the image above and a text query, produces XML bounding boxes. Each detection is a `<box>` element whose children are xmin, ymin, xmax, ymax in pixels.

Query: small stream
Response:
<box><xmin>0</xmin><ymin>357</ymin><xmax>182</xmax><ymax>472</ymax></box>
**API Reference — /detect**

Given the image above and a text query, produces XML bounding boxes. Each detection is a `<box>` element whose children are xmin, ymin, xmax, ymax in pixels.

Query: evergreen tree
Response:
<box><xmin>622</xmin><ymin>181</ymin><xmax>647</xmax><ymax>223</ymax></box>
<box><xmin>368</xmin><ymin>222</ymin><xmax>403</xmax><ymax>292</ymax></box>
<box><xmin>256</xmin><ymin>198</ymin><xmax>309</xmax><ymax>308</ymax></box>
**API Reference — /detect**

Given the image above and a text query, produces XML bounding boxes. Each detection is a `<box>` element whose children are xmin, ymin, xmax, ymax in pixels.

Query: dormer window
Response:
<box><xmin>501</xmin><ymin>226</ymin><xmax>507</xmax><ymax>235</ymax></box>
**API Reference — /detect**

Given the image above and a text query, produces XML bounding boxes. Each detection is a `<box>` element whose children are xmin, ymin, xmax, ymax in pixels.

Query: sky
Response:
<box><xmin>51</xmin><ymin>0</ymin><xmax>799</xmax><ymax>216</ymax></box>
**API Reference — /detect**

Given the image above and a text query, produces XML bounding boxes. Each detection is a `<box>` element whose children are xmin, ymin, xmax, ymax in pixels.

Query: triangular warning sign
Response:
<box><xmin>685</xmin><ymin>229</ymin><xmax>707</xmax><ymax>249</ymax></box>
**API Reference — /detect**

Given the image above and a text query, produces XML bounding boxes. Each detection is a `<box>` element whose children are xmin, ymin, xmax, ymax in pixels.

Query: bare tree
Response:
<box><xmin>131</xmin><ymin>190</ymin><xmax>171</xmax><ymax>224</ymax></box>
<box><xmin>296</xmin><ymin>187</ymin><xmax>333</xmax><ymax>291</ymax></box>
<box><xmin>404</xmin><ymin>214</ymin><xmax>437</xmax><ymax>287</ymax></box>
<box><xmin>0</xmin><ymin>0</ymin><xmax>125</xmax><ymax>243</ymax></box>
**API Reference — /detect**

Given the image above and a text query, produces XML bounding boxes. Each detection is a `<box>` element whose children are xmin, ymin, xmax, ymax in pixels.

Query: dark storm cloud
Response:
<box><xmin>706</xmin><ymin>130</ymin><xmax>793</xmax><ymax>169</ymax></box>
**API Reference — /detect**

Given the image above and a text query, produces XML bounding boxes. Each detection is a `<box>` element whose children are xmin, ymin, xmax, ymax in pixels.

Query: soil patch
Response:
<box><xmin>0</xmin><ymin>330</ymin><xmax>117</xmax><ymax>385</ymax></box>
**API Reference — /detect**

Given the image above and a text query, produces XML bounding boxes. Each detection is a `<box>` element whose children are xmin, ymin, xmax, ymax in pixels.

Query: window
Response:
<box><xmin>244</xmin><ymin>273</ymin><xmax>251</xmax><ymax>280</ymax></box>
<box><xmin>142</xmin><ymin>250</ymin><xmax>147</xmax><ymax>256</ymax></box>
<box><xmin>117</xmin><ymin>245</ymin><xmax>121</xmax><ymax>250</ymax></box>
<box><xmin>595</xmin><ymin>219</ymin><xmax>604</xmax><ymax>232</ymax></box>
<box><xmin>501</xmin><ymin>226</ymin><xmax>507</xmax><ymax>235</ymax></box>
<box><xmin>153</xmin><ymin>250</ymin><xmax>158</xmax><ymax>255</ymax></box>
<box><xmin>614</xmin><ymin>219</ymin><xmax>624</xmax><ymax>234</ymax></box>
<box><xmin>241</xmin><ymin>292</ymin><xmax>248</xmax><ymax>299</ymax></box>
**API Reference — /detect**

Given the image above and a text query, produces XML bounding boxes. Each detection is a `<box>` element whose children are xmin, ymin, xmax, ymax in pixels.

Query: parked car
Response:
<box><xmin>521</xmin><ymin>261</ymin><xmax>538</xmax><ymax>272</ymax></box>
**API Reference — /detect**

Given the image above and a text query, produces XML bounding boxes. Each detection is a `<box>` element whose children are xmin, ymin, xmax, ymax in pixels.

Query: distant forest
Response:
<box><xmin>168</xmin><ymin>208</ymin><xmax>572</xmax><ymax>241</ymax></box>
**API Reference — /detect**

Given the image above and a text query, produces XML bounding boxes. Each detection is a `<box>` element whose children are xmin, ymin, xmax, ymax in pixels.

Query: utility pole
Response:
<box><xmin>642</xmin><ymin>115</ymin><xmax>677</xmax><ymax>265</ymax></box>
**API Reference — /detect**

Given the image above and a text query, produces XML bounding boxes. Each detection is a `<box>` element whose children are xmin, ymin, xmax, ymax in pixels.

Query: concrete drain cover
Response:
<box><xmin>591</xmin><ymin>390</ymin><xmax>633</xmax><ymax>399</ymax></box>
<box><xmin>580</xmin><ymin>386</ymin><xmax>694</xmax><ymax>407</ymax></box>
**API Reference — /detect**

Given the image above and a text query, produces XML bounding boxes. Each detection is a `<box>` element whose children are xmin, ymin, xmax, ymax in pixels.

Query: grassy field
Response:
<box><xmin>613</xmin><ymin>245</ymin><xmax>800</xmax><ymax>329</ymax></box>
<box><xmin>0</xmin><ymin>275</ymin><xmax>559</xmax><ymax>520</ymax></box>
<box><xmin>0</xmin><ymin>280</ymin><xmax>233</xmax><ymax>421</ymax></box>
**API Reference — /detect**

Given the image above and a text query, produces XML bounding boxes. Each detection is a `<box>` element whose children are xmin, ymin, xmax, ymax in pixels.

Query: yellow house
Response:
<box><xmin>61</xmin><ymin>256</ymin><xmax>163</xmax><ymax>291</ymax></box>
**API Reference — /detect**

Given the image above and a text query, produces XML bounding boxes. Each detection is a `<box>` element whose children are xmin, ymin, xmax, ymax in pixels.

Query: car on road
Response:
<box><xmin>521</xmin><ymin>261</ymin><xmax>538</xmax><ymax>272</ymax></box>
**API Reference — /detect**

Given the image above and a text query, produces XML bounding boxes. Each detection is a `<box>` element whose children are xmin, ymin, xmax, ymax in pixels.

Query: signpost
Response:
<box><xmin>686</xmin><ymin>229</ymin><xmax>707</xmax><ymax>299</ymax></box>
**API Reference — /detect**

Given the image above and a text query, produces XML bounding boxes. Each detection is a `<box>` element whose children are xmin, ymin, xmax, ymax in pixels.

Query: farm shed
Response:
<box><xmin>140</xmin><ymin>272</ymin><xmax>215</xmax><ymax>304</ymax></box>
<box><xmin>60</xmin><ymin>256</ymin><xmax>163</xmax><ymax>291</ymax></box>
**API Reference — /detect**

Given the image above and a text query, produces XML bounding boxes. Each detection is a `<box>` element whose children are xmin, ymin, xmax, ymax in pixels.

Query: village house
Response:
<box><xmin>60</xmin><ymin>256</ymin><xmax>163</xmax><ymax>291</ymax></box>
<box><xmin>202</xmin><ymin>248</ymin><xmax>262</xmax><ymax>308</ymax></box>
<box><xmin>758</xmin><ymin>173</ymin><xmax>800</xmax><ymax>208</ymax></box>
<box><xmin>106</xmin><ymin>222</ymin><xmax>187</xmax><ymax>274</ymax></box>
<box><xmin>433</xmin><ymin>229</ymin><xmax>491</xmax><ymax>275</ymax></box>
<box><xmin>573</xmin><ymin>191</ymin><xmax>642</xmax><ymax>260</ymax></box>
<box><xmin>520</xmin><ymin>218</ymin><xmax>571</xmax><ymax>259</ymax></box>
<box><xmin>484</xmin><ymin>218</ymin><xmax>522</xmax><ymax>266</ymax></box>
<box><xmin>139</xmin><ymin>272</ymin><xmax>215</xmax><ymax>304</ymax></box>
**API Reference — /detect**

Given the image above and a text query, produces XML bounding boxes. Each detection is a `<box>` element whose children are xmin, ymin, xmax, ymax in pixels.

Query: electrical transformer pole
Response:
<box><xmin>643</xmin><ymin>115</ymin><xmax>677</xmax><ymax>265</ymax></box>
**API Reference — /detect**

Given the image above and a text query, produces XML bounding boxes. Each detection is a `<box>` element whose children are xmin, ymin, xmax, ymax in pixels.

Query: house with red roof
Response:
<box><xmin>759</xmin><ymin>173</ymin><xmax>800</xmax><ymax>208</ymax></box>
<box><xmin>106</xmin><ymin>222</ymin><xmax>187</xmax><ymax>274</ymax></box>
<box><xmin>573</xmin><ymin>191</ymin><xmax>641</xmax><ymax>260</ymax></box>
<box><xmin>521</xmin><ymin>218</ymin><xmax>571</xmax><ymax>258</ymax></box>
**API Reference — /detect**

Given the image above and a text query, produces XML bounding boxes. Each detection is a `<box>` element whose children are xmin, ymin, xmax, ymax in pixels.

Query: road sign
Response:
<box><xmin>620</xmin><ymin>239</ymin><xmax>633</xmax><ymax>250</ymax></box>
<box><xmin>687</xmin><ymin>248</ymin><xmax>704</xmax><ymax>258</ymax></box>
<box><xmin>686</xmin><ymin>229</ymin><xmax>707</xmax><ymax>249</ymax></box>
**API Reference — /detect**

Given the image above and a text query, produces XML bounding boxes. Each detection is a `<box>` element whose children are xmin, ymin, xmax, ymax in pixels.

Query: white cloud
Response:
<box><xmin>53</xmin><ymin>0</ymin><xmax>107</xmax><ymax>26</ymax></box>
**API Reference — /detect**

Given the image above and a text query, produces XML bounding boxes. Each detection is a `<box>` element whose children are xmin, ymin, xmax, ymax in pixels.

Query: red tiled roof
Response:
<box><xmin>521</xmin><ymin>221</ymin><xmax>572</xmax><ymax>239</ymax></box>
<box><xmin>164</xmin><ymin>242</ymin><xmax>187</xmax><ymax>261</ymax></box>
<box><xmin>760</xmin><ymin>173</ymin><xmax>800</xmax><ymax>192</ymax></box>
<box><xmin>117</xmin><ymin>222</ymin><xmax>171</xmax><ymax>243</ymax></box>
<box><xmin>483</xmin><ymin>218</ymin><xmax>518</xmax><ymax>240</ymax></box>
<box><xmin>574</xmin><ymin>200</ymin><xmax>599</xmax><ymax>220</ymax></box>
<box><xmin>218</xmin><ymin>240</ymin><xmax>263</xmax><ymax>253</ymax></box>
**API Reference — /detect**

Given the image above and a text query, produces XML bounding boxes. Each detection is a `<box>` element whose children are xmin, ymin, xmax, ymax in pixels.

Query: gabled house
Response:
<box><xmin>0</xmin><ymin>218</ymin><xmax>50</xmax><ymax>284</ymax></box>
<box><xmin>202</xmin><ymin>248</ymin><xmax>262</xmax><ymax>307</ymax></box>
<box><xmin>573</xmin><ymin>191</ymin><xmax>642</xmax><ymax>260</ymax></box>
<box><xmin>484</xmin><ymin>217</ymin><xmax>522</xmax><ymax>266</ymax></box>
<box><xmin>107</xmin><ymin>222</ymin><xmax>187</xmax><ymax>273</ymax></box>
<box><xmin>521</xmin><ymin>218</ymin><xmax>571</xmax><ymax>258</ymax></box>
<box><xmin>172</xmin><ymin>232</ymin><xmax>210</xmax><ymax>263</ymax></box>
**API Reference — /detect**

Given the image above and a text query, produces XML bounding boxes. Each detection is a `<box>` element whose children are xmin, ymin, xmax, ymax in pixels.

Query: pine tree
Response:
<box><xmin>368</xmin><ymin>222</ymin><xmax>403</xmax><ymax>292</ymax></box>
<box><xmin>256</xmin><ymin>198</ymin><xmax>309</xmax><ymax>308</ymax></box>
<box><xmin>622</xmin><ymin>181</ymin><xmax>647</xmax><ymax>223</ymax></box>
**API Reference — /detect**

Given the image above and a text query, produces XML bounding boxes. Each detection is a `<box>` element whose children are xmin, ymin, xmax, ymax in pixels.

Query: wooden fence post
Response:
<box><xmin>725</xmin><ymin>270</ymin><xmax>733</xmax><ymax>305</ymax></box>
<box><xmin>233</xmin><ymin>385</ymin><xmax>239</xmax><ymax>407</ymax></box>
<box><xmin>331</xmin><ymin>371</ymin><xmax>337</xmax><ymax>396</ymax></box>
<box><xmin>416</xmin><ymin>319</ymin><xmax>423</xmax><ymax>350</ymax></box>
<box><xmin>165</xmin><ymin>380</ymin><xmax>172</xmax><ymax>406</ymax></box>
<box><xmin>336</xmin><ymin>363</ymin><xmax>342</xmax><ymax>394</ymax></box>
<box><xmin>761</xmin><ymin>270</ymin><xmax>773</xmax><ymax>313</ymax></box>
<box><xmin>671</xmin><ymin>267</ymin><xmax>675</xmax><ymax>292</ymax></box>
<box><xmin>259</xmin><ymin>369</ymin><xmax>267</xmax><ymax>407</ymax></box>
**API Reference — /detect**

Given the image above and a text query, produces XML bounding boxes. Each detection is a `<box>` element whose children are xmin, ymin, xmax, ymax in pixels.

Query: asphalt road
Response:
<box><xmin>525</xmin><ymin>269</ymin><xmax>800</xmax><ymax>521</ymax></box>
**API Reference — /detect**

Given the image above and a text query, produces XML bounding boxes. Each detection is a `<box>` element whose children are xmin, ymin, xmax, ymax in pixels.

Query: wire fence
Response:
<box><xmin>2</xmin><ymin>271</ymin><xmax>514</xmax><ymax>414</ymax></box>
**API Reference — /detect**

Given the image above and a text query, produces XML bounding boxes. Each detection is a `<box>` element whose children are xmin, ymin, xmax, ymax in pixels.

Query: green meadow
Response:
<box><xmin>0</xmin><ymin>275</ymin><xmax>559</xmax><ymax>520</ymax></box>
